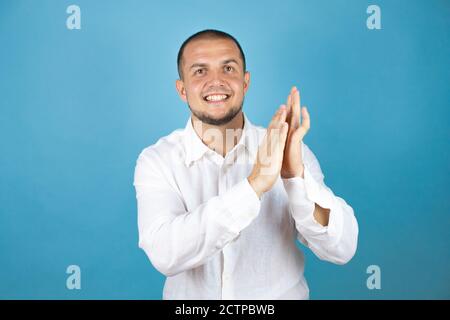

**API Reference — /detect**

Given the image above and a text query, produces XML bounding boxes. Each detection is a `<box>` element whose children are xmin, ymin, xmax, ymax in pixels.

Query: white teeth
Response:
<box><xmin>205</xmin><ymin>94</ymin><xmax>228</xmax><ymax>101</ymax></box>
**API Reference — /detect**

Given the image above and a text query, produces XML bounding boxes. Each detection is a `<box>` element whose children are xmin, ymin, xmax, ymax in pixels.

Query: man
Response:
<box><xmin>133</xmin><ymin>29</ymin><xmax>358</xmax><ymax>299</ymax></box>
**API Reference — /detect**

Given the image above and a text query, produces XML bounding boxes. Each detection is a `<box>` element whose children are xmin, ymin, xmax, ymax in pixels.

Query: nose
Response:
<box><xmin>206</xmin><ymin>69</ymin><xmax>226</xmax><ymax>88</ymax></box>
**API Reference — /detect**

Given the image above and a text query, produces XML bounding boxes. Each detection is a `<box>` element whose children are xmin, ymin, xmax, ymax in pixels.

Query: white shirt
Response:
<box><xmin>133</xmin><ymin>113</ymin><xmax>358</xmax><ymax>300</ymax></box>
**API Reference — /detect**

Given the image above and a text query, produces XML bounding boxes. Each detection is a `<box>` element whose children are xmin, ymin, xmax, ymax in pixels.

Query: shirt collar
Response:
<box><xmin>183</xmin><ymin>112</ymin><xmax>258</xmax><ymax>167</ymax></box>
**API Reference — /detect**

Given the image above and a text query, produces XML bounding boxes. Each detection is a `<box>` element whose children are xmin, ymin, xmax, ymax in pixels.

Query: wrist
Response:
<box><xmin>247</xmin><ymin>175</ymin><xmax>264</xmax><ymax>199</ymax></box>
<box><xmin>281</xmin><ymin>164</ymin><xmax>304</xmax><ymax>179</ymax></box>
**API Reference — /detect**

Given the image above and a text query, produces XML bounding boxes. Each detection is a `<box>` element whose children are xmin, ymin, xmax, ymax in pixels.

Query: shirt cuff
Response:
<box><xmin>215</xmin><ymin>178</ymin><xmax>261</xmax><ymax>235</ymax></box>
<box><xmin>282</xmin><ymin>165</ymin><xmax>334</xmax><ymax>231</ymax></box>
<box><xmin>282</xmin><ymin>175</ymin><xmax>316</xmax><ymax>226</ymax></box>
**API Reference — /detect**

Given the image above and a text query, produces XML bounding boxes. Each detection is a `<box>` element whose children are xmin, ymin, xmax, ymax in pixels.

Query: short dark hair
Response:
<box><xmin>177</xmin><ymin>29</ymin><xmax>246</xmax><ymax>79</ymax></box>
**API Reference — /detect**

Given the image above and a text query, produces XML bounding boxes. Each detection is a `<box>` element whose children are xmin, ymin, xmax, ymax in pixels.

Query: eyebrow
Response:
<box><xmin>189</xmin><ymin>59</ymin><xmax>241</xmax><ymax>70</ymax></box>
<box><xmin>189</xmin><ymin>63</ymin><xmax>208</xmax><ymax>70</ymax></box>
<box><xmin>222</xmin><ymin>59</ymin><xmax>240</xmax><ymax>66</ymax></box>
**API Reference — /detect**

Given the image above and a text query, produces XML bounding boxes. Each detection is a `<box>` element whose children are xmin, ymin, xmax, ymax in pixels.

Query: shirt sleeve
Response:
<box><xmin>133</xmin><ymin>150</ymin><xmax>261</xmax><ymax>277</ymax></box>
<box><xmin>281</xmin><ymin>142</ymin><xmax>359</xmax><ymax>265</ymax></box>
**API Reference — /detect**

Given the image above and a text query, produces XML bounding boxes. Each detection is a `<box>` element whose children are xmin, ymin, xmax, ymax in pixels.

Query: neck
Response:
<box><xmin>191</xmin><ymin>111</ymin><xmax>244</xmax><ymax>157</ymax></box>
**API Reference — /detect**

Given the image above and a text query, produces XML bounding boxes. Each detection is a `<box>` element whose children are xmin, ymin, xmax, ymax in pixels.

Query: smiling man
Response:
<box><xmin>133</xmin><ymin>29</ymin><xmax>359</xmax><ymax>300</ymax></box>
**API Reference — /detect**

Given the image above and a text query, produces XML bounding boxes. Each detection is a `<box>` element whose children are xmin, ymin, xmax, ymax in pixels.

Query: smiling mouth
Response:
<box><xmin>203</xmin><ymin>94</ymin><xmax>231</xmax><ymax>103</ymax></box>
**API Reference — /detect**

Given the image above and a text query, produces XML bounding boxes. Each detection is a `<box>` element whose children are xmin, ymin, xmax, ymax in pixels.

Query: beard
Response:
<box><xmin>188</xmin><ymin>99</ymin><xmax>244</xmax><ymax>126</ymax></box>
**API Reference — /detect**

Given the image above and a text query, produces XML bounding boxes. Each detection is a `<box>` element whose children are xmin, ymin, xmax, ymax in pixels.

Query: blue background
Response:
<box><xmin>1</xmin><ymin>0</ymin><xmax>449</xmax><ymax>299</ymax></box>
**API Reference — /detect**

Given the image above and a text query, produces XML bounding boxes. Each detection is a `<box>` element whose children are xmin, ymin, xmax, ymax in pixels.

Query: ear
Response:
<box><xmin>175</xmin><ymin>79</ymin><xmax>188</xmax><ymax>103</ymax></box>
<box><xmin>243</xmin><ymin>71</ymin><xmax>250</xmax><ymax>95</ymax></box>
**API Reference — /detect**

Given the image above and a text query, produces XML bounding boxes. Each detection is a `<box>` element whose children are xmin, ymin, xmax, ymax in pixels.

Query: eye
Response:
<box><xmin>194</xmin><ymin>68</ymin><xmax>205</xmax><ymax>75</ymax></box>
<box><xmin>224</xmin><ymin>65</ymin><xmax>234</xmax><ymax>73</ymax></box>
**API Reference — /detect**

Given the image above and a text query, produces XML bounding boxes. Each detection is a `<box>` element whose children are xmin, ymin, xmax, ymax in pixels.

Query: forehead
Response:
<box><xmin>182</xmin><ymin>38</ymin><xmax>242</xmax><ymax>66</ymax></box>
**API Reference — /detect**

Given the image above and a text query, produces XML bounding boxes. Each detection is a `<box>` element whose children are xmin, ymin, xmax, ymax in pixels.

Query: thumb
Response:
<box><xmin>292</xmin><ymin>126</ymin><xmax>307</xmax><ymax>142</ymax></box>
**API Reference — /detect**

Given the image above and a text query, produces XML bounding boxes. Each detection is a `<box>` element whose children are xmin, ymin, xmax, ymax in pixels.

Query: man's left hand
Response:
<box><xmin>281</xmin><ymin>86</ymin><xmax>310</xmax><ymax>179</ymax></box>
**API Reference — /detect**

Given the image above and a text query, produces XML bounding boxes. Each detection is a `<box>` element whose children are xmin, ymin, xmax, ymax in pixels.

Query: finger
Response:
<box><xmin>270</xmin><ymin>109</ymin><xmax>286</xmax><ymax>158</ymax></box>
<box><xmin>286</xmin><ymin>87</ymin><xmax>296</xmax><ymax>132</ymax></box>
<box><xmin>276</xmin><ymin>108</ymin><xmax>289</xmax><ymax>149</ymax></box>
<box><xmin>291</xmin><ymin>88</ymin><xmax>301</xmax><ymax>130</ymax></box>
<box><xmin>301</xmin><ymin>106</ymin><xmax>310</xmax><ymax>131</ymax></box>
<box><xmin>293</xmin><ymin>107</ymin><xmax>310</xmax><ymax>141</ymax></box>
<box><xmin>285</xmin><ymin>93</ymin><xmax>292</xmax><ymax>125</ymax></box>
<box><xmin>272</xmin><ymin>105</ymin><xmax>286</xmax><ymax>129</ymax></box>
<box><xmin>267</xmin><ymin>105</ymin><xmax>286</xmax><ymax>153</ymax></box>
<box><xmin>270</xmin><ymin>121</ymin><xmax>288</xmax><ymax>161</ymax></box>
<box><xmin>286</xmin><ymin>86</ymin><xmax>295</xmax><ymax>118</ymax></box>
<box><xmin>289</xmin><ymin>87</ymin><xmax>295</xmax><ymax>128</ymax></box>
<box><xmin>271</xmin><ymin>122</ymin><xmax>289</xmax><ymax>167</ymax></box>
<box><xmin>286</xmin><ymin>90</ymin><xmax>291</xmax><ymax>115</ymax></box>
<box><xmin>280</xmin><ymin>122</ymin><xmax>289</xmax><ymax>149</ymax></box>
<box><xmin>278</xmin><ymin>104</ymin><xmax>287</xmax><ymax>126</ymax></box>
<box><xmin>269</xmin><ymin>105</ymin><xmax>284</xmax><ymax>128</ymax></box>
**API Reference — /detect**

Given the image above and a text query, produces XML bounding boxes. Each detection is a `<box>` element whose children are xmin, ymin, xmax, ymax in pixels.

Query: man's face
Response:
<box><xmin>176</xmin><ymin>38</ymin><xmax>250</xmax><ymax>126</ymax></box>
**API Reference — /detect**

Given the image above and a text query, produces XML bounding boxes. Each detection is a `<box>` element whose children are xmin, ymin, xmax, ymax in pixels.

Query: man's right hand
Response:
<box><xmin>247</xmin><ymin>105</ymin><xmax>289</xmax><ymax>198</ymax></box>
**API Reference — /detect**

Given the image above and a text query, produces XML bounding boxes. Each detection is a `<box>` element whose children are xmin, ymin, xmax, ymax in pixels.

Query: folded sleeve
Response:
<box><xmin>282</xmin><ymin>142</ymin><xmax>359</xmax><ymax>265</ymax></box>
<box><xmin>133</xmin><ymin>150</ymin><xmax>261</xmax><ymax>277</ymax></box>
